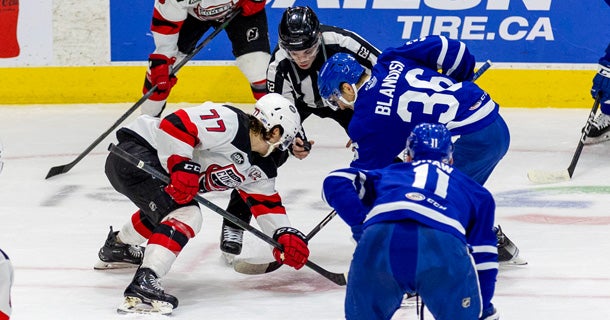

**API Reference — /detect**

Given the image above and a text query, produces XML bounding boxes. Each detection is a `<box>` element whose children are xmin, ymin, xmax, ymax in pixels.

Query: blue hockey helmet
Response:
<box><xmin>317</xmin><ymin>53</ymin><xmax>364</xmax><ymax>101</ymax></box>
<box><xmin>406</xmin><ymin>123</ymin><xmax>453</xmax><ymax>162</ymax></box>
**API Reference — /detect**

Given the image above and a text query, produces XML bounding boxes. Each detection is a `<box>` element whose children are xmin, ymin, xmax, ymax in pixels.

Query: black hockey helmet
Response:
<box><xmin>278</xmin><ymin>6</ymin><xmax>321</xmax><ymax>51</ymax></box>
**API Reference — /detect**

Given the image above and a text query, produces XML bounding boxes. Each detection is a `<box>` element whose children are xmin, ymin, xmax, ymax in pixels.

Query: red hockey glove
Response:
<box><xmin>239</xmin><ymin>0</ymin><xmax>266</xmax><ymax>16</ymax></box>
<box><xmin>165</xmin><ymin>160</ymin><xmax>201</xmax><ymax>204</ymax></box>
<box><xmin>146</xmin><ymin>54</ymin><xmax>177</xmax><ymax>100</ymax></box>
<box><xmin>272</xmin><ymin>227</ymin><xmax>309</xmax><ymax>270</ymax></box>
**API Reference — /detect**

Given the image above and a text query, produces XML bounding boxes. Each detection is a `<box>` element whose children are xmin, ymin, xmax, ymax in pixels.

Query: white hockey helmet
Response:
<box><xmin>253</xmin><ymin>93</ymin><xmax>302</xmax><ymax>151</ymax></box>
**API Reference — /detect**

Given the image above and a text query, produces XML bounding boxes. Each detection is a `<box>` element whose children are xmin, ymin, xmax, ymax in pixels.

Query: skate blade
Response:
<box><xmin>221</xmin><ymin>252</ymin><xmax>236</xmax><ymax>266</ymax></box>
<box><xmin>500</xmin><ymin>255</ymin><xmax>528</xmax><ymax>266</ymax></box>
<box><xmin>584</xmin><ymin>133</ymin><xmax>610</xmax><ymax>145</ymax></box>
<box><xmin>94</xmin><ymin>260</ymin><xmax>139</xmax><ymax>270</ymax></box>
<box><xmin>117</xmin><ymin>296</ymin><xmax>173</xmax><ymax>315</ymax></box>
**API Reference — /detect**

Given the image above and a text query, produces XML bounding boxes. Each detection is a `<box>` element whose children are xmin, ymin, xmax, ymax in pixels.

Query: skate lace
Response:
<box><xmin>144</xmin><ymin>273</ymin><xmax>165</xmax><ymax>292</ymax></box>
<box><xmin>494</xmin><ymin>225</ymin><xmax>506</xmax><ymax>247</ymax></box>
<box><xmin>223</xmin><ymin>226</ymin><xmax>243</xmax><ymax>243</ymax></box>
<box><xmin>128</xmin><ymin>245</ymin><xmax>144</xmax><ymax>259</ymax></box>
<box><xmin>592</xmin><ymin>113</ymin><xmax>610</xmax><ymax>129</ymax></box>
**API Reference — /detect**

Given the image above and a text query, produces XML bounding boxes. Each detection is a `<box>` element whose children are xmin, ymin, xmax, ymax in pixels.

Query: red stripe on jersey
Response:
<box><xmin>131</xmin><ymin>210</ymin><xmax>154</xmax><ymax>239</ymax></box>
<box><xmin>238</xmin><ymin>190</ymin><xmax>286</xmax><ymax>218</ymax></box>
<box><xmin>159</xmin><ymin>109</ymin><xmax>200</xmax><ymax>148</ymax></box>
<box><xmin>0</xmin><ymin>311</ymin><xmax>9</xmax><ymax>320</ymax></box>
<box><xmin>151</xmin><ymin>8</ymin><xmax>183</xmax><ymax>36</ymax></box>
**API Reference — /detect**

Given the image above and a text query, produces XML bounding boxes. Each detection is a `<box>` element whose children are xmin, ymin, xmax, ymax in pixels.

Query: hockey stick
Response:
<box><xmin>527</xmin><ymin>94</ymin><xmax>602</xmax><ymax>184</ymax></box>
<box><xmin>107</xmin><ymin>143</ymin><xmax>347</xmax><ymax>286</ymax></box>
<box><xmin>473</xmin><ymin>60</ymin><xmax>492</xmax><ymax>81</ymax></box>
<box><xmin>233</xmin><ymin>209</ymin><xmax>338</xmax><ymax>275</ymax></box>
<box><xmin>44</xmin><ymin>10</ymin><xmax>242</xmax><ymax>180</ymax></box>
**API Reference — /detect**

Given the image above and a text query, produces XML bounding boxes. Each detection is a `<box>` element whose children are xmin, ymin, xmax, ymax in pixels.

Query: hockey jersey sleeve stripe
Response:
<box><xmin>436</xmin><ymin>35</ymin><xmax>449</xmax><ymax>70</ymax></box>
<box><xmin>238</xmin><ymin>190</ymin><xmax>286</xmax><ymax>218</ymax></box>
<box><xmin>445</xmin><ymin>41</ymin><xmax>466</xmax><ymax>78</ymax></box>
<box><xmin>151</xmin><ymin>8</ymin><xmax>183</xmax><ymax>36</ymax></box>
<box><xmin>159</xmin><ymin>110</ymin><xmax>200</xmax><ymax>148</ymax></box>
<box><xmin>445</xmin><ymin>98</ymin><xmax>496</xmax><ymax>131</ymax></box>
<box><xmin>322</xmin><ymin>169</ymin><xmax>369</xmax><ymax>226</ymax></box>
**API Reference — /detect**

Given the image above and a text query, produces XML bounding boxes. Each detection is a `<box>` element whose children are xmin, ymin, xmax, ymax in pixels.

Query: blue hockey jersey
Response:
<box><xmin>349</xmin><ymin>35</ymin><xmax>500</xmax><ymax>170</ymax></box>
<box><xmin>322</xmin><ymin>159</ymin><xmax>498</xmax><ymax>310</ymax></box>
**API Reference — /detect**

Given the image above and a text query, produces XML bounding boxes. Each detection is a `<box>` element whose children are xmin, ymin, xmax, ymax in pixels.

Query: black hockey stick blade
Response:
<box><xmin>108</xmin><ymin>143</ymin><xmax>347</xmax><ymax>286</ymax></box>
<box><xmin>527</xmin><ymin>94</ymin><xmax>601</xmax><ymax>184</ymax></box>
<box><xmin>233</xmin><ymin>210</ymin><xmax>338</xmax><ymax>275</ymax></box>
<box><xmin>44</xmin><ymin>10</ymin><xmax>241</xmax><ymax>180</ymax></box>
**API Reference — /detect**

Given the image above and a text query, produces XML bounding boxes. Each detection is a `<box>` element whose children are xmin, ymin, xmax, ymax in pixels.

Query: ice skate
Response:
<box><xmin>584</xmin><ymin>113</ymin><xmax>610</xmax><ymax>144</ymax></box>
<box><xmin>94</xmin><ymin>226</ymin><xmax>144</xmax><ymax>270</ymax></box>
<box><xmin>117</xmin><ymin>267</ymin><xmax>178</xmax><ymax>315</ymax></box>
<box><xmin>495</xmin><ymin>225</ymin><xmax>527</xmax><ymax>266</ymax></box>
<box><xmin>220</xmin><ymin>222</ymin><xmax>243</xmax><ymax>265</ymax></box>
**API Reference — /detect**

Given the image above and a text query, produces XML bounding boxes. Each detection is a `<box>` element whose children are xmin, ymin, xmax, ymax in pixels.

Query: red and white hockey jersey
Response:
<box><xmin>125</xmin><ymin>102</ymin><xmax>291</xmax><ymax>235</ymax></box>
<box><xmin>151</xmin><ymin>0</ymin><xmax>240</xmax><ymax>58</ymax></box>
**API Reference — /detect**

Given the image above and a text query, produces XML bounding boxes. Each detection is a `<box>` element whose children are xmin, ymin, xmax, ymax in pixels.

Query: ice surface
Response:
<box><xmin>1</xmin><ymin>103</ymin><xmax>610</xmax><ymax>319</ymax></box>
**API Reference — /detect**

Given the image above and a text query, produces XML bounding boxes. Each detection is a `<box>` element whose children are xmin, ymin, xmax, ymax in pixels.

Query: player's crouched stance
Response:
<box><xmin>322</xmin><ymin>123</ymin><xmax>499</xmax><ymax>320</ymax></box>
<box><xmin>95</xmin><ymin>93</ymin><xmax>310</xmax><ymax>314</ymax></box>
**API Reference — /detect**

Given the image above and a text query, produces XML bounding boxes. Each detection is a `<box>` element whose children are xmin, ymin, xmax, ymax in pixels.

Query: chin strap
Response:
<box><xmin>338</xmin><ymin>83</ymin><xmax>359</xmax><ymax>107</ymax></box>
<box><xmin>262</xmin><ymin>141</ymin><xmax>281</xmax><ymax>157</ymax></box>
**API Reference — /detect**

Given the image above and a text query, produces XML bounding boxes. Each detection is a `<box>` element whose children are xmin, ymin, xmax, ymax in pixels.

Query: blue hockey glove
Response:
<box><xmin>592</xmin><ymin>58</ymin><xmax>610</xmax><ymax>106</ymax></box>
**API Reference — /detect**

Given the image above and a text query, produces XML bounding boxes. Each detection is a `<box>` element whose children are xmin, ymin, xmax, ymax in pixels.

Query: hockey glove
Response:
<box><xmin>146</xmin><ymin>54</ymin><xmax>177</xmax><ymax>101</ymax></box>
<box><xmin>165</xmin><ymin>160</ymin><xmax>201</xmax><ymax>204</ymax></box>
<box><xmin>592</xmin><ymin>58</ymin><xmax>610</xmax><ymax>106</ymax></box>
<box><xmin>239</xmin><ymin>0</ymin><xmax>266</xmax><ymax>16</ymax></box>
<box><xmin>272</xmin><ymin>227</ymin><xmax>309</xmax><ymax>270</ymax></box>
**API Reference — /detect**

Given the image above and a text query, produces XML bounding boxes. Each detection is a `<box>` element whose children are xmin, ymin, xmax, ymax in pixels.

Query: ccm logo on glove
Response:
<box><xmin>272</xmin><ymin>227</ymin><xmax>309</xmax><ymax>270</ymax></box>
<box><xmin>165</xmin><ymin>160</ymin><xmax>201</xmax><ymax>204</ymax></box>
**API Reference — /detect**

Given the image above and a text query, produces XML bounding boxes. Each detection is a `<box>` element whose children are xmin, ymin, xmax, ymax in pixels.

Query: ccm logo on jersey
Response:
<box><xmin>207</xmin><ymin>164</ymin><xmax>244</xmax><ymax>189</ymax></box>
<box><xmin>405</xmin><ymin>192</ymin><xmax>447</xmax><ymax>210</ymax></box>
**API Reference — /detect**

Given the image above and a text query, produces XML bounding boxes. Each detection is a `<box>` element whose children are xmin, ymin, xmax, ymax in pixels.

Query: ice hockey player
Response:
<box><xmin>140</xmin><ymin>0</ymin><xmax>271</xmax><ymax>117</ymax></box>
<box><xmin>0</xmin><ymin>248</ymin><xmax>12</xmax><ymax>320</ymax></box>
<box><xmin>322</xmin><ymin>123</ymin><xmax>499</xmax><ymax>320</ymax></box>
<box><xmin>1</xmin><ymin>144</ymin><xmax>13</xmax><ymax>320</ymax></box>
<box><xmin>137</xmin><ymin>0</ymin><xmax>276</xmax><ymax>266</ymax></box>
<box><xmin>96</xmin><ymin>93</ymin><xmax>310</xmax><ymax>314</ymax></box>
<box><xmin>585</xmin><ymin>42</ymin><xmax>610</xmax><ymax>144</ymax></box>
<box><xmin>317</xmin><ymin>35</ymin><xmax>525</xmax><ymax>265</ymax></box>
<box><xmin>214</xmin><ymin>7</ymin><xmax>381</xmax><ymax>261</ymax></box>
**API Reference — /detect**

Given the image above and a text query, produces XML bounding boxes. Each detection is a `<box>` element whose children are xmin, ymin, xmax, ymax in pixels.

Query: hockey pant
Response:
<box><xmin>346</xmin><ymin>221</ymin><xmax>482</xmax><ymax>320</ymax></box>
